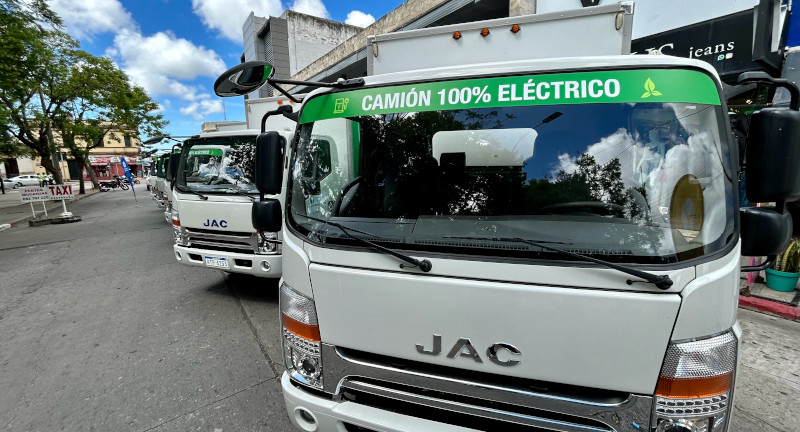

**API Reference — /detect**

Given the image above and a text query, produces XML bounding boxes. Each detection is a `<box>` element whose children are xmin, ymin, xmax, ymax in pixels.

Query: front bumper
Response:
<box><xmin>173</xmin><ymin>245</ymin><xmax>282</xmax><ymax>277</ymax></box>
<box><xmin>282</xmin><ymin>373</ymin><xmax>465</xmax><ymax>432</ymax></box>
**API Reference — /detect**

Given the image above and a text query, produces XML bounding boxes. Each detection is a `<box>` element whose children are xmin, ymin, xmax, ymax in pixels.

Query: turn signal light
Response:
<box><xmin>656</xmin><ymin>373</ymin><xmax>733</xmax><ymax>399</ymax></box>
<box><xmin>453</xmin><ymin>31</ymin><xmax>462</xmax><ymax>40</ymax></box>
<box><xmin>282</xmin><ymin>313</ymin><xmax>321</xmax><ymax>342</ymax></box>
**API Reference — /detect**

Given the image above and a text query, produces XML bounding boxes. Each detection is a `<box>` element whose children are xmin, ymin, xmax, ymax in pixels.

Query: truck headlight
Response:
<box><xmin>653</xmin><ymin>331</ymin><xmax>737</xmax><ymax>432</ymax></box>
<box><xmin>172</xmin><ymin>209</ymin><xmax>186</xmax><ymax>246</ymax></box>
<box><xmin>257</xmin><ymin>231</ymin><xmax>278</xmax><ymax>254</ymax></box>
<box><xmin>280</xmin><ymin>283</ymin><xmax>322</xmax><ymax>390</ymax></box>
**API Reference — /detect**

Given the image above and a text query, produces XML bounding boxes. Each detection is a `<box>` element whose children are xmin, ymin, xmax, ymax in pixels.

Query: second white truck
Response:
<box><xmin>170</xmin><ymin>96</ymin><xmax>298</xmax><ymax>277</ymax></box>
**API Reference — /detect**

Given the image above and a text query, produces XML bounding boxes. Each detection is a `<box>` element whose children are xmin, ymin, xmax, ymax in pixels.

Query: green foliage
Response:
<box><xmin>774</xmin><ymin>239</ymin><xmax>800</xmax><ymax>273</ymax></box>
<box><xmin>0</xmin><ymin>0</ymin><xmax>166</xmax><ymax>181</ymax></box>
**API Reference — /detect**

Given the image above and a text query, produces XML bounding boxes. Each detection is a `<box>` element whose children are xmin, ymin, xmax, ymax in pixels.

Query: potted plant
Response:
<box><xmin>766</xmin><ymin>238</ymin><xmax>800</xmax><ymax>292</ymax></box>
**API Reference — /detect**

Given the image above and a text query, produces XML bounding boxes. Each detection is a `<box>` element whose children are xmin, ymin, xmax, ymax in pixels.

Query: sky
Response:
<box><xmin>46</xmin><ymin>0</ymin><xmax>405</xmax><ymax>140</ymax></box>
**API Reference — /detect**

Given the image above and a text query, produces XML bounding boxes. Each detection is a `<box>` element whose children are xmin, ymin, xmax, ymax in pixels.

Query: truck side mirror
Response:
<box><xmin>737</xmin><ymin>72</ymin><xmax>800</xmax><ymax>203</ymax></box>
<box><xmin>740</xmin><ymin>207</ymin><xmax>793</xmax><ymax>256</ymax></box>
<box><xmin>252</xmin><ymin>199</ymin><xmax>282</xmax><ymax>233</ymax></box>
<box><xmin>214</xmin><ymin>61</ymin><xmax>274</xmax><ymax>97</ymax></box>
<box><xmin>254</xmin><ymin>131</ymin><xmax>285</xmax><ymax>196</ymax></box>
<box><xmin>744</xmin><ymin>108</ymin><xmax>800</xmax><ymax>202</ymax></box>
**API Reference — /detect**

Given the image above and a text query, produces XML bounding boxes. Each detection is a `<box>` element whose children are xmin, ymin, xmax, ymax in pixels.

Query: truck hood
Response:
<box><xmin>178</xmin><ymin>198</ymin><xmax>255</xmax><ymax>232</ymax></box>
<box><xmin>310</xmin><ymin>263</ymin><xmax>679</xmax><ymax>394</ymax></box>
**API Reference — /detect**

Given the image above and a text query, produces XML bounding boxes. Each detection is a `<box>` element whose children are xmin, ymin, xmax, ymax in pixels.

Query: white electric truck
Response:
<box><xmin>170</xmin><ymin>96</ymin><xmax>298</xmax><ymax>277</ymax></box>
<box><xmin>216</xmin><ymin>3</ymin><xmax>799</xmax><ymax>432</ymax></box>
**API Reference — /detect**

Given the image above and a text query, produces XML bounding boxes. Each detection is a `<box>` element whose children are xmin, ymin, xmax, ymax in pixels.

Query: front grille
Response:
<box><xmin>341</xmin><ymin>379</ymin><xmax>611</xmax><ymax>432</ymax></box>
<box><xmin>320</xmin><ymin>344</ymin><xmax>653</xmax><ymax>432</ymax></box>
<box><xmin>183</xmin><ymin>227</ymin><xmax>256</xmax><ymax>253</ymax></box>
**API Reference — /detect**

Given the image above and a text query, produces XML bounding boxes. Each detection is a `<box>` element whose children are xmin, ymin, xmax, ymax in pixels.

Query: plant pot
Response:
<box><xmin>765</xmin><ymin>268</ymin><xmax>800</xmax><ymax>292</ymax></box>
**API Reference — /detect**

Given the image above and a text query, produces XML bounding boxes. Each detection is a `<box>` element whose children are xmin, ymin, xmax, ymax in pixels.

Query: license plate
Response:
<box><xmin>204</xmin><ymin>256</ymin><xmax>229</xmax><ymax>269</ymax></box>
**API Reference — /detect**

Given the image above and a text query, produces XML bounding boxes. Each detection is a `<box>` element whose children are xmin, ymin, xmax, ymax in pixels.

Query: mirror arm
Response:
<box><xmin>741</xmin><ymin>255</ymin><xmax>775</xmax><ymax>272</ymax></box>
<box><xmin>268</xmin><ymin>83</ymin><xmax>302</xmax><ymax>103</ymax></box>
<box><xmin>260</xmin><ymin>106</ymin><xmax>295</xmax><ymax>132</ymax></box>
<box><xmin>737</xmin><ymin>72</ymin><xmax>800</xmax><ymax>110</ymax></box>
<box><xmin>270</xmin><ymin>77</ymin><xmax>364</xmax><ymax>88</ymax></box>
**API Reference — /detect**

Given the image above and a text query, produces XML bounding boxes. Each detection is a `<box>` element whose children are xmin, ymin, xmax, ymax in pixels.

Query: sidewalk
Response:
<box><xmin>740</xmin><ymin>257</ymin><xmax>800</xmax><ymax>321</ymax></box>
<box><xmin>0</xmin><ymin>181</ymin><xmax>101</xmax><ymax>230</ymax></box>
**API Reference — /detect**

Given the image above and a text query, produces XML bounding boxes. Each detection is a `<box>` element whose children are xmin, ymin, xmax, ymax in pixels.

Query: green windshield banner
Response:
<box><xmin>188</xmin><ymin>148</ymin><xmax>224</xmax><ymax>157</ymax></box>
<box><xmin>300</xmin><ymin>69</ymin><xmax>720</xmax><ymax>123</ymax></box>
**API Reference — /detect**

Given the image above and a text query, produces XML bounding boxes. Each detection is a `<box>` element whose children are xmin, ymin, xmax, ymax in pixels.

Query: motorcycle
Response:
<box><xmin>99</xmin><ymin>176</ymin><xmax>130</xmax><ymax>192</ymax></box>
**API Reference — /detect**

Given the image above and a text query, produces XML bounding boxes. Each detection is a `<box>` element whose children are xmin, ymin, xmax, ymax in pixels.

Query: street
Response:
<box><xmin>0</xmin><ymin>191</ymin><xmax>798</xmax><ymax>431</ymax></box>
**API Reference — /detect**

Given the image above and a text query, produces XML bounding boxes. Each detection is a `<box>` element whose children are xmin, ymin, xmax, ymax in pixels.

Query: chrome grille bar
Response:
<box><xmin>341</xmin><ymin>379</ymin><xmax>610</xmax><ymax>432</ymax></box>
<box><xmin>321</xmin><ymin>344</ymin><xmax>653</xmax><ymax>432</ymax></box>
<box><xmin>183</xmin><ymin>227</ymin><xmax>257</xmax><ymax>253</ymax></box>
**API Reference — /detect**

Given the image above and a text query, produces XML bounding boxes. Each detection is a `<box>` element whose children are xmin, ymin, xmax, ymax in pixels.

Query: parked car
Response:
<box><xmin>7</xmin><ymin>174</ymin><xmax>39</xmax><ymax>187</ymax></box>
<box><xmin>2</xmin><ymin>178</ymin><xmax>17</xmax><ymax>189</ymax></box>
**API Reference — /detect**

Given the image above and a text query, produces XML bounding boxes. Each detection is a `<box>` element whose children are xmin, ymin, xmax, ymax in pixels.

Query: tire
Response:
<box><xmin>120</xmin><ymin>184</ymin><xmax>129</xmax><ymax>190</ymax></box>
<box><xmin>13</xmin><ymin>183</ymin><xmax>20</xmax><ymax>189</ymax></box>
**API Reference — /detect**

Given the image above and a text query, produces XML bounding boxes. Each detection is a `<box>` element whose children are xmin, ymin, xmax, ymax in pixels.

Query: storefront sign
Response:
<box><xmin>631</xmin><ymin>10</ymin><xmax>764</xmax><ymax>78</ymax></box>
<box><xmin>88</xmin><ymin>156</ymin><xmax>137</xmax><ymax>164</ymax></box>
<box><xmin>19</xmin><ymin>185</ymin><xmax>75</xmax><ymax>203</ymax></box>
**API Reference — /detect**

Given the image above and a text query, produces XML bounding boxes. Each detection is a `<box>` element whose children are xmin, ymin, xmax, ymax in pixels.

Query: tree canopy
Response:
<box><xmin>0</xmin><ymin>0</ymin><xmax>165</xmax><ymax>189</ymax></box>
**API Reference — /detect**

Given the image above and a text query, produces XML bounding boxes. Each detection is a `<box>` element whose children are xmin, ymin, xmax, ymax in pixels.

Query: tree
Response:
<box><xmin>0</xmin><ymin>1</ymin><xmax>165</xmax><ymax>191</ymax></box>
<box><xmin>0</xmin><ymin>0</ymin><xmax>70</xmax><ymax>180</ymax></box>
<box><xmin>56</xmin><ymin>52</ymin><xmax>165</xmax><ymax>194</ymax></box>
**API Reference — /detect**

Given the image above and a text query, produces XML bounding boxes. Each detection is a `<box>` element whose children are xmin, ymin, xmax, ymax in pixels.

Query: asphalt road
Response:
<box><xmin>0</xmin><ymin>191</ymin><xmax>798</xmax><ymax>431</ymax></box>
<box><xmin>0</xmin><ymin>191</ymin><xmax>291</xmax><ymax>431</ymax></box>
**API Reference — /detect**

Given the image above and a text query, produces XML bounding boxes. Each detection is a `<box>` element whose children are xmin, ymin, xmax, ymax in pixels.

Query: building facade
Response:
<box><xmin>241</xmin><ymin>10</ymin><xmax>362</xmax><ymax>98</ymax></box>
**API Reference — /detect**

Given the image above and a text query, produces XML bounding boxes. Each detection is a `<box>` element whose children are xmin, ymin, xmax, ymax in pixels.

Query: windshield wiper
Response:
<box><xmin>222</xmin><ymin>188</ymin><xmax>256</xmax><ymax>201</ymax></box>
<box><xmin>300</xmin><ymin>213</ymin><xmax>432</xmax><ymax>272</ymax></box>
<box><xmin>443</xmin><ymin>236</ymin><xmax>673</xmax><ymax>290</ymax></box>
<box><xmin>176</xmin><ymin>185</ymin><xmax>208</xmax><ymax>200</ymax></box>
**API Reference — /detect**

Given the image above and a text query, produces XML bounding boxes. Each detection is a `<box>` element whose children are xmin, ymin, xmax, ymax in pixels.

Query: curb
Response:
<box><xmin>739</xmin><ymin>296</ymin><xmax>800</xmax><ymax>321</ymax></box>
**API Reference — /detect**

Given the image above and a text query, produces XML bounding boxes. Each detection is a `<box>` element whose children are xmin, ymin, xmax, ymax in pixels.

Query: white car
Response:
<box><xmin>8</xmin><ymin>174</ymin><xmax>40</xmax><ymax>187</ymax></box>
<box><xmin>2</xmin><ymin>178</ymin><xmax>17</xmax><ymax>189</ymax></box>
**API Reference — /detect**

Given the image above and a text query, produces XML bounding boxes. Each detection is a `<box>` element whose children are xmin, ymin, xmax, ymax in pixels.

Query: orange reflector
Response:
<box><xmin>480</xmin><ymin>28</ymin><xmax>490</xmax><ymax>37</ymax></box>
<box><xmin>277</xmin><ymin>100</ymin><xmax>283</xmax><ymax>105</ymax></box>
<box><xmin>656</xmin><ymin>372</ymin><xmax>733</xmax><ymax>398</ymax></box>
<box><xmin>282</xmin><ymin>313</ymin><xmax>321</xmax><ymax>341</ymax></box>
<box><xmin>453</xmin><ymin>31</ymin><xmax>462</xmax><ymax>40</ymax></box>
<box><xmin>511</xmin><ymin>24</ymin><xmax>521</xmax><ymax>33</ymax></box>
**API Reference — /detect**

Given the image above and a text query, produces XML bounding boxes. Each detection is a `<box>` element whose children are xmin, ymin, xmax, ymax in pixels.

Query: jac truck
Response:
<box><xmin>216</xmin><ymin>3</ymin><xmax>798</xmax><ymax>432</ymax></box>
<box><xmin>169</xmin><ymin>96</ymin><xmax>299</xmax><ymax>277</ymax></box>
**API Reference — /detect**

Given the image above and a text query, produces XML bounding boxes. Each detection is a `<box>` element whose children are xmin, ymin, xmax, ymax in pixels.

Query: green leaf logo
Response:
<box><xmin>641</xmin><ymin>78</ymin><xmax>663</xmax><ymax>98</ymax></box>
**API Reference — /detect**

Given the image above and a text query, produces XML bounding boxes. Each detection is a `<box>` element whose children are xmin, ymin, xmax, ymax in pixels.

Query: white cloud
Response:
<box><xmin>344</xmin><ymin>10</ymin><xmax>375</xmax><ymax>27</ymax></box>
<box><xmin>289</xmin><ymin>0</ymin><xmax>329</xmax><ymax>19</ymax></box>
<box><xmin>180</xmin><ymin>97</ymin><xmax>225</xmax><ymax>120</ymax></box>
<box><xmin>191</xmin><ymin>0</ymin><xmax>284</xmax><ymax>42</ymax></box>
<box><xmin>49</xmin><ymin>0</ymin><xmax>136</xmax><ymax>40</ymax></box>
<box><xmin>107</xmin><ymin>29</ymin><xmax>226</xmax><ymax>101</ymax></box>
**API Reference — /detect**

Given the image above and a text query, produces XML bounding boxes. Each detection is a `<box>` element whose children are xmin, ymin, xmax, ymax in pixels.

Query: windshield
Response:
<box><xmin>289</xmin><ymin>69</ymin><xmax>735</xmax><ymax>264</ymax></box>
<box><xmin>176</xmin><ymin>135</ymin><xmax>259</xmax><ymax>194</ymax></box>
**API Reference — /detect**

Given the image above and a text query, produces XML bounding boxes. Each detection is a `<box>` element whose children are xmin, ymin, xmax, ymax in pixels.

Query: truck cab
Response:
<box><xmin>152</xmin><ymin>152</ymin><xmax>168</xmax><ymax>208</ymax></box>
<box><xmin>171</xmin><ymin>128</ymin><xmax>293</xmax><ymax>277</ymax></box>
<box><xmin>216</xmin><ymin>4</ymin><xmax>799</xmax><ymax>431</ymax></box>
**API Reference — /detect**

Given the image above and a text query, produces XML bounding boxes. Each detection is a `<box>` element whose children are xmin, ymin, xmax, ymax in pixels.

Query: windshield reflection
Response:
<box><xmin>177</xmin><ymin>136</ymin><xmax>258</xmax><ymax>194</ymax></box>
<box><xmin>290</xmin><ymin>102</ymin><xmax>734</xmax><ymax>263</ymax></box>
